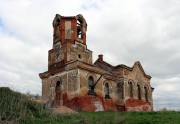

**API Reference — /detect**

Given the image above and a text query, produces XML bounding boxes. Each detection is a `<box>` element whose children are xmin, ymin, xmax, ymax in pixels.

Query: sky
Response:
<box><xmin>0</xmin><ymin>0</ymin><xmax>180</xmax><ymax>111</ymax></box>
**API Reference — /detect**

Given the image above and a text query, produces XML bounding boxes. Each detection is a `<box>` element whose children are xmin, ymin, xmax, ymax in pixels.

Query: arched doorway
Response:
<box><xmin>55</xmin><ymin>80</ymin><xmax>63</xmax><ymax>106</ymax></box>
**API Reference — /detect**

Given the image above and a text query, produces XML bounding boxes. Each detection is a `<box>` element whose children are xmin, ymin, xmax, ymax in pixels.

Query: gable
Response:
<box><xmin>133</xmin><ymin>61</ymin><xmax>151</xmax><ymax>79</ymax></box>
<box><xmin>131</xmin><ymin>61</ymin><xmax>151</xmax><ymax>83</ymax></box>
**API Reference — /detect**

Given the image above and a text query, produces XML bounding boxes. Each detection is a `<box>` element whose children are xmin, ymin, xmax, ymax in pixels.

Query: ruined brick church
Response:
<box><xmin>39</xmin><ymin>14</ymin><xmax>154</xmax><ymax>112</ymax></box>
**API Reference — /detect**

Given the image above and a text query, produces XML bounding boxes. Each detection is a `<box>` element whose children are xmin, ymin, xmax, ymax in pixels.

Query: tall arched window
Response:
<box><xmin>137</xmin><ymin>84</ymin><xmax>141</xmax><ymax>100</ymax></box>
<box><xmin>144</xmin><ymin>86</ymin><xmax>148</xmax><ymax>102</ymax></box>
<box><xmin>129</xmin><ymin>81</ymin><xmax>133</xmax><ymax>98</ymax></box>
<box><xmin>53</xmin><ymin>17</ymin><xmax>61</xmax><ymax>42</ymax></box>
<box><xmin>77</xmin><ymin>19</ymin><xmax>83</xmax><ymax>39</ymax></box>
<box><xmin>88</xmin><ymin>76</ymin><xmax>94</xmax><ymax>91</ymax></box>
<box><xmin>104</xmin><ymin>83</ymin><xmax>111</xmax><ymax>99</ymax></box>
<box><xmin>56</xmin><ymin>18</ymin><xmax>60</xmax><ymax>26</ymax></box>
<box><xmin>88</xmin><ymin>76</ymin><xmax>96</xmax><ymax>95</ymax></box>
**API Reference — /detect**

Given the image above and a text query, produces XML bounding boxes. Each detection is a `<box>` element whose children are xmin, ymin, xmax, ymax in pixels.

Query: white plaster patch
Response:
<box><xmin>93</xmin><ymin>100</ymin><xmax>104</xmax><ymax>112</ymax></box>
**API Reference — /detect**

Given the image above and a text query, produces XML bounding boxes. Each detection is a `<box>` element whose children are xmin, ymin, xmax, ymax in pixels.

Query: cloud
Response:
<box><xmin>0</xmin><ymin>0</ymin><xmax>180</xmax><ymax>110</ymax></box>
<box><xmin>0</xmin><ymin>30</ymin><xmax>45</xmax><ymax>93</ymax></box>
<box><xmin>152</xmin><ymin>77</ymin><xmax>180</xmax><ymax>110</ymax></box>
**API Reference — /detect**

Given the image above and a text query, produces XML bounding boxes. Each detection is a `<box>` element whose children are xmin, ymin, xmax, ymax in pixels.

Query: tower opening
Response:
<box><xmin>77</xmin><ymin>19</ymin><xmax>83</xmax><ymax>39</ymax></box>
<box><xmin>56</xmin><ymin>18</ymin><xmax>60</xmax><ymax>26</ymax></box>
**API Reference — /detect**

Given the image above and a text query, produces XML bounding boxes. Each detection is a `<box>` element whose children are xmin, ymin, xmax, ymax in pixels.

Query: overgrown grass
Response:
<box><xmin>23</xmin><ymin>111</ymin><xmax>180</xmax><ymax>124</ymax></box>
<box><xmin>0</xmin><ymin>87</ymin><xmax>180</xmax><ymax>124</ymax></box>
<box><xmin>0</xmin><ymin>87</ymin><xmax>48</xmax><ymax>123</ymax></box>
<box><xmin>23</xmin><ymin>111</ymin><xmax>126</xmax><ymax>124</ymax></box>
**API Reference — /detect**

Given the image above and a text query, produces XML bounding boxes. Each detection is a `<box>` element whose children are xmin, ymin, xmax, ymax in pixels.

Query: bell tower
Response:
<box><xmin>53</xmin><ymin>14</ymin><xmax>87</xmax><ymax>45</ymax></box>
<box><xmin>48</xmin><ymin>14</ymin><xmax>91</xmax><ymax>72</ymax></box>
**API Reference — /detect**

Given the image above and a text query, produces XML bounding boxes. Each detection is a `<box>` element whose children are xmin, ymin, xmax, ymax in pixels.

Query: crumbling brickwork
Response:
<box><xmin>39</xmin><ymin>14</ymin><xmax>154</xmax><ymax>112</ymax></box>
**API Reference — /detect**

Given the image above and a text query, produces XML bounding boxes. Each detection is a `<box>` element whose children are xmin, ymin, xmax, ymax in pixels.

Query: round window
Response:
<box><xmin>78</xmin><ymin>54</ymin><xmax>82</xmax><ymax>59</ymax></box>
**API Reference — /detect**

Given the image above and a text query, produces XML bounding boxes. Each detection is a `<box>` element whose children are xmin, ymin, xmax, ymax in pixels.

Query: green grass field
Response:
<box><xmin>0</xmin><ymin>87</ymin><xmax>180</xmax><ymax>124</ymax></box>
<box><xmin>23</xmin><ymin>111</ymin><xmax>180</xmax><ymax>124</ymax></box>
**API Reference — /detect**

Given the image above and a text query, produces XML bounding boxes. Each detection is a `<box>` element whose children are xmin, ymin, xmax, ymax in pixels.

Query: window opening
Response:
<box><xmin>87</xmin><ymin>76</ymin><xmax>96</xmax><ymax>95</ymax></box>
<box><xmin>137</xmin><ymin>84</ymin><xmax>141</xmax><ymax>100</ymax></box>
<box><xmin>77</xmin><ymin>19</ymin><xmax>83</xmax><ymax>38</ymax></box>
<box><xmin>145</xmin><ymin>87</ymin><xmax>148</xmax><ymax>102</ymax></box>
<box><xmin>78</xmin><ymin>54</ymin><xmax>82</xmax><ymax>59</ymax></box>
<box><xmin>56</xmin><ymin>19</ymin><xmax>60</xmax><ymax>26</ymax></box>
<box><xmin>56</xmin><ymin>81</ymin><xmax>61</xmax><ymax>91</ymax></box>
<box><xmin>104</xmin><ymin>83</ymin><xmax>111</xmax><ymax>99</ymax></box>
<box><xmin>129</xmin><ymin>82</ymin><xmax>133</xmax><ymax>98</ymax></box>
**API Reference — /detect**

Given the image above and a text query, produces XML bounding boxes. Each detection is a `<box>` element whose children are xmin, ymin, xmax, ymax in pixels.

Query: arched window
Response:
<box><xmin>129</xmin><ymin>81</ymin><xmax>133</xmax><ymax>98</ymax></box>
<box><xmin>88</xmin><ymin>76</ymin><xmax>94</xmax><ymax>91</ymax></box>
<box><xmin>77</xmin><ymin>19</ymin><xmax>83</xmax><ymax>39</ymax></box>
<box><xmin>137</xmin><ymin>84</ymin><xmax>141</xmax><ymax>100</ymax></box>
<box><xmin>117</xmin><ymin>82</ymin><xmax>123</xmax><ymax>99</ymax></box>
<box><xmin>144</xmin><ymin>86</ymin><xmax>148</xmax><ymax>102</ymax></box>
<box><xmin>104</xmin><ymin>83</ymin><xmax>111</xmax><ymax>99</ymax></box>
<box><xmin>56</xmin><ymin>18</ymin><xmax>60</xmax><ymax>26</ymax></box>
<box><xmin>88</xmin><ymin>76</ymin><xmax>96</xmax><ymax>95</ymax></box>
<box><xmin>53</xmin><ymin>17</ymin><xmax>61</xmax><ymax>42</ymax></box>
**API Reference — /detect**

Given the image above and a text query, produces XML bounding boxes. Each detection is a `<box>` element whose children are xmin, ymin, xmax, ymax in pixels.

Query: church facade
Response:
<box><xmin>39</xmin><ymin>14</ymin><xmax>154</xmax><ymax>112</ymax></box>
